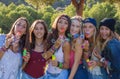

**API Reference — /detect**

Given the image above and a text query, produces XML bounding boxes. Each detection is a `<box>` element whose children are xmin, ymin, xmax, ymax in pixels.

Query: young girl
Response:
<box><xmin>83</xmin><ymin>18</ymin><xmax>107</xmax><ymax>79</ymax></box>
<box><xmin>68</xmin><ymin>16</ymin><xmax>88</xmax><ymax>79</ymax></box>
<box><xmin>0</xmin><ymin>17</ymin><xmax>29</xmax><ymax>79</ymax></box>
<box><xmin>96</xmin><ymin>18</ymin><xmax>120</xmax><ymax>79</ymax></box>
<box><xmin>21</xmin><ymin>20</ymin><xmax>48</xmax><ymax>79</ymax></box>
<box><xmin>42</xmin><ymin>14</ymin><xmax>71</xmax><ymax>79</ymax></box>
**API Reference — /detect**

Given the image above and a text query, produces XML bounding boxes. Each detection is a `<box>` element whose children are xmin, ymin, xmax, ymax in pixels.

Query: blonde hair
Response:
<box><xmin>71</xmin><ymin>15</ymin><xmax>83</xmax><ymax>33</ymax></box>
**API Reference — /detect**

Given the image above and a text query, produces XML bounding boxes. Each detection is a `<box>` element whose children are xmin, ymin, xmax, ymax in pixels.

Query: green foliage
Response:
<box><xmin>0</xmin><ymin>1</ymin><xmax>120</xmax><ymax>35</ymax></box>
<box><xmin>50</xmin><ymin>12</ymin><xmax>63</xmax><ymax>27</ymax></box>
<box><xmin>84</xmin><ymin>2</ymin><xmax>117</xmax><ymax>27</ymax></box>
<box><xmin>42</xmin><ymin>12</ymin><xmax>53</xmax><ymax>29</ymax></box>
<box><xmin>25</xmin><ymin>0</ymin><xmax>56</xmax><ymax>10</ymax></box>
<box><xmin>64</xmin><ymin>3</ymin><xmax>76</xmax><ymax>17</ymax></box>
<box><xmin>0</xmin><ymin>28</ymin><xmax>2</xmax><ymax>33</ymax></box>
<box><xmin>40</xmin><ymin>6</ymin><xmax>55</xmax><ymax>13</ymax></box>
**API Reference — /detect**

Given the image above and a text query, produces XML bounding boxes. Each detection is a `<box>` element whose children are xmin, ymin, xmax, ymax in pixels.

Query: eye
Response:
<box><xmin>58</xmin><ymin>20</ymin><xmax>62</xmax><ymax>23</ymax></box>
<box><xmin>64</xmin><ymin>21</ymin><xmax>68</xmax><ymax>25</ymax></box>
<box><xmin>89</xmin><ymin>25</ymin><xmax>93</xmax><ymax>28</ymax></box>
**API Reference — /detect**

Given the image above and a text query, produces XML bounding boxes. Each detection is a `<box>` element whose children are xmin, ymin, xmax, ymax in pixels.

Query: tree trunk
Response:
<box><xmin>71</xmin><ymin>0</ymin><xmax>84</xmax><ymax>16</ymax></box>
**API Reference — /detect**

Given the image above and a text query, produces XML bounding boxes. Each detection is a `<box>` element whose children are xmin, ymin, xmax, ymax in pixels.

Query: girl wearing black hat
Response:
<box><xmin>95</xmin><ymin>18</ymin><xmax>120</xmax><ymax>79</ymax></box>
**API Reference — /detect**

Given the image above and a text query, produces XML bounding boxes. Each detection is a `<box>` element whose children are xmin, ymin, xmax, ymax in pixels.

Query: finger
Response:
<box><xmin>6</xmin><ymin>34</ymin><xmax>13</xmax><ymax>39</ymax></box>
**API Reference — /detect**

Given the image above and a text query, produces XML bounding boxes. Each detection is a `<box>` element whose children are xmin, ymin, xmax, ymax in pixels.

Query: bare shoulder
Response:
<box><xmin>63</xmin><ymin>40</ymin><xmax>70</xmax><ymax>47</ymax></box>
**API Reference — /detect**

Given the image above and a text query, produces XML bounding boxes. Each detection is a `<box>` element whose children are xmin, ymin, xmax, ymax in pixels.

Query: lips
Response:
<box><xmin>61</xmin><ymin>28</ymin><xmax>65</xmax><ymax>32</ymax></box>
<box><xmin>16</xmin><ymin>32</ymin><xmax>21</xmax><ymax>36</ymax></box>
<box><xmin>85</xmin><ymin>32</ymin><xmax>90</xmax><ymax>37</ymax></box>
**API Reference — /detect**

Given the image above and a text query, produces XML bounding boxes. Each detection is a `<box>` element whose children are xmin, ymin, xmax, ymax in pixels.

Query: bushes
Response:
<box><xmin>0</xmin><ymin>2</ymin><xmax>120</xmax><ymax>34</ymax></box>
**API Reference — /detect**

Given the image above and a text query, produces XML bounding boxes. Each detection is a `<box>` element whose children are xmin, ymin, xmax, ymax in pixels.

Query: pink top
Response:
<box><xmin>24</xmin><ymin>51</ymin><xmax>46</xmax><ymax>78</ymax></box>
<box><xmin>69</xmin><ymin>50</ymin><xmax>82</xmax><ymax>68</ymax></box>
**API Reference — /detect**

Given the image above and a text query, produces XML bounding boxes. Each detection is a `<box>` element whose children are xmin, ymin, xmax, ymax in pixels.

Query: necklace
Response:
<box><xmin>35</xmin><ymin>42</ymin><xmax>43</xmax><ymax>47</ymax></box>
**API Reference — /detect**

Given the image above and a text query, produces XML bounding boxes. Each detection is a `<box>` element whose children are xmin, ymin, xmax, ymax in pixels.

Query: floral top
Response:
<box><xmin>0</xmin><ymin>34</ymin><xmax>22</xmax><ymax>79</ymax></box>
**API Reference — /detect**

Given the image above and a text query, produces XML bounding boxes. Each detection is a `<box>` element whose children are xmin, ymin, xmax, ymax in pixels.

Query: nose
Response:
<box><xmin>84</xmin><ymin>28</ymin><xmax>90</xmax><ymax>33</ymax></box>
<box><xmin>102</xmin><ymin>29</ymin><xmax>106</xmax><ymax>34</ymax></box>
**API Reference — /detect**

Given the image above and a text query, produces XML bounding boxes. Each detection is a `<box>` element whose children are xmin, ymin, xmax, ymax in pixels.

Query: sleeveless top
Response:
<box><xmin>89</xmin><ymin>53</ymin><xmax>102</xmax><ymax>75</ymax></box>
<box><xmin>69</xmin><ymin>50</ymin><xmax>82</xmax><ymax>68</ymax></box>
<box><xmin>24</xmin><ymin>51</ymin><xmax>46</xmax><ymax>78</ymax></box>
<box><xmin>0</xmin><ymin>34</ymin><xmax>22</xmax><ymax>79</ymax></box>
<box><xmin>47</xmin><ymin>44</ymin><xmax>64</xmax><ymax>74</ymax></box>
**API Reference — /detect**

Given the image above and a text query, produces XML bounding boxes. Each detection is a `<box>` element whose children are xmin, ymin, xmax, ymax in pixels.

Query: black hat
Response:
<box><xmin>84</xmin><ymin>18</ymin><xmax>97</xmax><ymax>27</ymax></box>
<box><xmin>99</xmin><ymin>18</ymin><xmax>116</xmax><ymax>32</ymax></box>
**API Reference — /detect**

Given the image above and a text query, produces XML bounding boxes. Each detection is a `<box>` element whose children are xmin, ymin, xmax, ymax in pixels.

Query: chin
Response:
<box><xmin>103</xmin><ymin>37</ymin><xmax>107</xmax><ymax>40</ymax></box>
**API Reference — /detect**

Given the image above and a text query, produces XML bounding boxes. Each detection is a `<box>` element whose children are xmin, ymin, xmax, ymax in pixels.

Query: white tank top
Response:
<box><xmin>47</xmin><ymin>45</ymin><xmax>64</xmax><ymax>74</ymax></box>
<box><xmin>89</xmin><ymin>53</ymin><xmax>102</xmax><ymax>75</ymax></box>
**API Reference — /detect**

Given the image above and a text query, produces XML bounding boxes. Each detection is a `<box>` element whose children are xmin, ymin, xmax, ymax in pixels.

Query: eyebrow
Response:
<box><xmin>60</xmin><ymin>17</ymin><xmax>68</xmax><ymax>21</ymax></box>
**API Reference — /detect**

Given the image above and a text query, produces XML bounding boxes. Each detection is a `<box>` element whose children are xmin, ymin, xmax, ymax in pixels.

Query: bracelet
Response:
<box><xmin>100</xmin><ymin>58</ymin><xmax>105</xmax><ymax>63</ymax></box>
<box><xmin>0</xmin><ymin>46</ymin><xmax>7</xmax><ymax>52</ymax></box>
<box><xmin>50</xmin><ymin>46</ymin><xmax>57</xmax><ymax>53</ymax></box>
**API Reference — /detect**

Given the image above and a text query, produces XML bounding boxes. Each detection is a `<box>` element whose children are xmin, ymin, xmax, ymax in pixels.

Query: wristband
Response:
<box><xmin>100</xmin><ymin>58</ymin><xmax>105</xmax><ymax>63</ymax></box>
<box><xmin>0</xmin><ymin>46</ymin><xmax>7</xmax><ymax>52</ymax></box>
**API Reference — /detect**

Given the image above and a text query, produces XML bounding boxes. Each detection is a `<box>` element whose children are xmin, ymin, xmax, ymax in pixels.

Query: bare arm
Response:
<box><xmin>69</xmin><ymin>38</ymin><xmax>83</xmax><ymax>79</ymax></box>
<box><xmin>62</xmin><ymin>41</ymin><xmax>70</xmax><ymax>69</ymax></box>
<box><xmin>0</xmin><ymin>34</ymin><xmax>13</xmax><ymax>59</ymax></box>
<box><xmin>42</xmin><ymin>38</ymin><xmax>63</xmax><ymax>60</ymax></box>
<box><xmin>22</xmin><ymin>52</ymin><xmax>30</xmax><ymax>69</ymax></box>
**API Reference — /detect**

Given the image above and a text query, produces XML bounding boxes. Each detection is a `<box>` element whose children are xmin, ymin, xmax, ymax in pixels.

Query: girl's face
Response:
<box><xmin>14</xmin><ymin>19</ymin><xmax>27</xmax><ymax>36</ymax></box>
<box><xmin>83</xmin><ymin>23</ymin><xmax>95</xmax><ymax>39</ymax></box>
<box><xmin>57</xmin><ymin>16</ymin><xmax>68</xmax><ymax>34</ymax></box>
<box><xmin>70</xmin><ymin>19</ymin><xmax>81</xmax><ymax>35</ymax></box>
<box><xmin>33</xmin><ymin>23</ymin><xmax>45</xmax><ymax>39</ymax></box>
<box><xmin>100</xmin><ymin>26</ymin><xmax>111</xmax><ymax>40</ymax></box>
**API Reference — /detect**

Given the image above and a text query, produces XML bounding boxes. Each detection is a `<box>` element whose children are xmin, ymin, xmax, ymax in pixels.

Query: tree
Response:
<box><xmin>64</xmin><ymin>3</ymin><xmax>76</xmax><ymax>17</ymax></box>
<box><xmin>102</xmin><ymin>0</ymin><xmax>120</xmax><ymax>4</ymax></box>
<box><xmin>83</xmin><ymin>2</ymin><xmax>116</xmax><ymax>27</ymax></box>
<box><xmin>71</xmin><ymin>0</ymin><xmax>84</xmax><ymax>16</ymax></box>
<box><xmin>25</xmin><ymin>0</ymin><xmax>56</xmax><ymax>10</ymax></box>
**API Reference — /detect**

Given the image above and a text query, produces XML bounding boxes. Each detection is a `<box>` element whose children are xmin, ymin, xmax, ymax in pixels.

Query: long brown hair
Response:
<box><xmin>45</xmin><ymin>14</ymin><xmax>71</xmax><ymax>51</ymax></box>
<box><xmin>8</xmin><ymin>17</ymin><xmax>29</xmax><ymax>52</ymax></box>
<box><xmin>29</xmin><ymin>20</ymin><xmax>48</xmax><ymax>51</ymax></box>
<box><xmin>96</xmin><ymin>30</ymin><xmax>119</xmax><ymax>52</ymax></box>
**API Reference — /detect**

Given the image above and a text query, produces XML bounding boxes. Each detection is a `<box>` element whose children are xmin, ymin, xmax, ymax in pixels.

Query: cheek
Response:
<box><xmin>106</xmin><ymin>30</ymin><xmax>110</xmax><ymax>35</ymax></box>
<box><xmin>21</xmin><ymin>29</ymin><xmax>26</xmax><ymax>35</ymax></box>
<box><xmin>42</xmin><ymin>30</ymin><xmax>45</xmax><ymax>35</ymax></box>
<box><xmin>76</xmin><ymin>27</ymin><xmax>80</xmax><ymax>33</ymax></box>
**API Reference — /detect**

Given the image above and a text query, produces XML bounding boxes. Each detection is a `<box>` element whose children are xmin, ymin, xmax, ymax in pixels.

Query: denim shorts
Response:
<box><xmin>41</xmin><ymin>69</ymin><xmax>68</xmax><ymax>79</ymax></box>
<box><xmin>21</xmin><ymin>71</ymin><xmax>43</xmax><ymax>79</ymax></box>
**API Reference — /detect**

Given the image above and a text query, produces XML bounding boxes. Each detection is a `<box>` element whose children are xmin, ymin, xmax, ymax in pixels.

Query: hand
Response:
<box><xmin>42</xmin><ymin>51</ymin><xmax>53</xmax><ymax>60</ymax></box>
<box><xmin>88</xmin><ymin>60</ymin><xmax>97</xmax><ymax>68</ymax></box>
<box><xmin>82</xmin><ymin>40</ymin><xmax>89</xmax><ymax>51</ymax></box>
<box><xmin>5</xmin><ymin>34</ymin><xmax>14</xmax><ymax>48</ymax></box>
<box><xmin>23</xmin><ymin>52</ymin><xmax>30</xmax><ymax>63</ymax></box>
<box><xmin>50</xmin><ymin>59</ymin><xmax>58</xmax><ymax>67</ymax></box>
<box><xmin>93</xmin><ymin>48</ymin><xmax>101</xmax><ymax>59</ymax></box>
